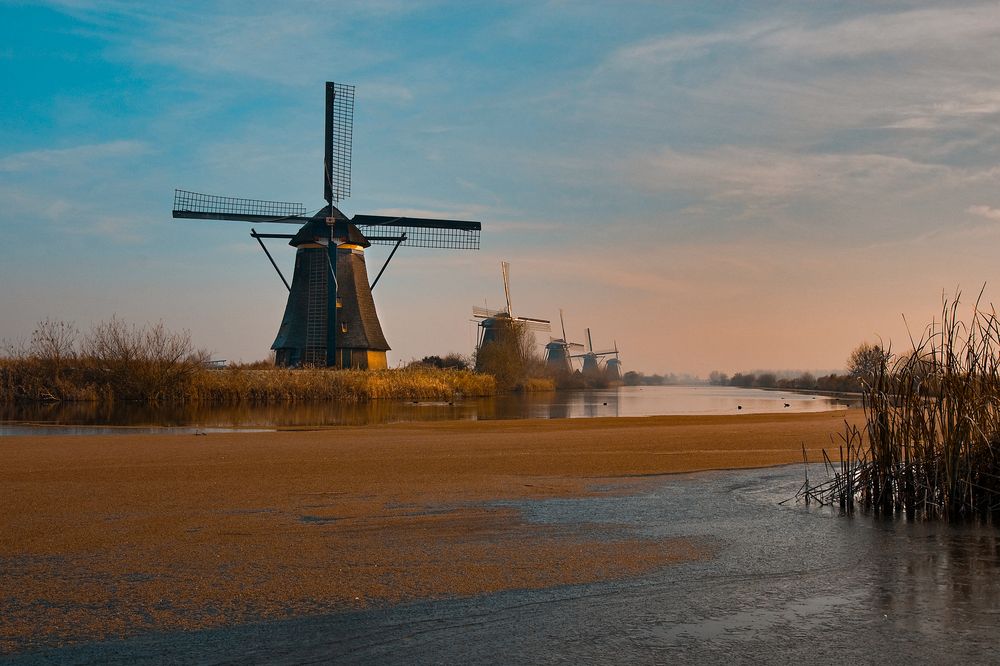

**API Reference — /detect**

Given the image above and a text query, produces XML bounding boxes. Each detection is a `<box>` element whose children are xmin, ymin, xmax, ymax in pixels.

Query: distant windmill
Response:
<box><xmin>473</xmin><ymin>261</ymin><xmax>550</xmax><ymax>355</ymax></box>
<box><xmin>172</xmin><ymin>82</ymin><xmax>481</xmax><ymax>368</ymax></box>
<box><xmin>545</xmin><ymin>309</ymin><xmax>585</xmax><ymax>373</ymax></box>
<box><xmin>573</xmin><ymin>328</ymin><xmax>623</xmax><ymax>379</ymax></box>
<box><xmin>605</xmin><ymin>342</ymin><xmax>623</xmax><ymax>381</ymax></box>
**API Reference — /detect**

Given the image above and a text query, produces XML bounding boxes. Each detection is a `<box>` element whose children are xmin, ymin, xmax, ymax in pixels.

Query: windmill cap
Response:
<box><xmin>289</xmin><ymin>206</ymin><xmax>370</xmax><ymax>248</ymax></box>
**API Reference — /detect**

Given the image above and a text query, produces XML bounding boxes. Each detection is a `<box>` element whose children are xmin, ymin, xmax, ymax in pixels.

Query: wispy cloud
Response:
<box><xmin>760</xmin><ymin>6</ymin><xmax>1000</xmax><ymax>59</ymax></box>
<box><xmin>967</xmin><ymin>204</ymin><xmax>1000</xmax><ymax>222</ymax></box>
<box><xmin>38</xmin><ymin>1</ymin><xmax>427</xmax><ymax>88</ymax></box>
<box><xmin>0</xmin><ymin>140</ymin><xmax>148</xmax><ymax>172</ymax></box>
<box><xmin>627</xmin><ymin>146</ymin><xmax>953</xmax><ymax>202</ymax></box>
<box><xmin>610</xmin><ymin>5</ymin><xmax>1000</xmax><ymax>67</ymax></box>
<box><xmin>591</xmin><ymin>3</ymin><xmax>1000</xmax><ymax>150</ymax></box>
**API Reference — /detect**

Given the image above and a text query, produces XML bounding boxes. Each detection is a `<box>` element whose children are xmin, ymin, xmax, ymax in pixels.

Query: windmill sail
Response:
<box><xmin>516</xmin><ymin>319</ymin><xmax>552</xmax><ymax>332</ymax></box>
<box><xmin>172</xmin><ymin>192</ymin><xmax>481</xmax><ymax>249</ymax></box>
<box><xmin>173</xmin><ymin>189</ymin><xmax>306</xmax><ymax>223</ymax></box>
<box><xmin>473</xmin><ymin>305</ymin><xmax>504</xmax><ymax>318</ymax></box>
<box><xmin>352</xmin><ymin>215</ymin><xmax>480</xmax><ymax>249</ymax></box>
<box><xmin>324</xmin><ymin>82</ymin><xmax>354</xmax><ymax>204</ymax></box>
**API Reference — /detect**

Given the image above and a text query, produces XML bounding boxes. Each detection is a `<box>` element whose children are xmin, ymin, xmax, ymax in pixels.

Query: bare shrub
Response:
<box><xmin>81</xmin><ymin>317</ymin><xmax>209</xmax><ymax>401</ymax></box>
<box><xmin>30</xmin><ymin>319</ymin><xmax>79</xmax><ymax>363</ymax></box>
<box><xmin>412</xmin><ymin>354</ymin><xmax>470</xmax><ymax>370</ymax></box>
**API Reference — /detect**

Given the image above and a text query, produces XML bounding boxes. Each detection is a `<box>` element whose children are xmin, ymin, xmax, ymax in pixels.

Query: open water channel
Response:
<box><xmin>12</xmin><ymin>464</ymin><xmax>1000</xmax><ymax>664</ymax></box>
<box><xmin>0</xmin><ymin>385</ymin><xmax>849</xmax><ymax>436</ymax></box>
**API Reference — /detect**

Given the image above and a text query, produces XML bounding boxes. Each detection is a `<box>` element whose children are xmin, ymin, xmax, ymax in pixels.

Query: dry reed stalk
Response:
<box><xmin>811</xmin><ymin>290</ymin><xmax>1000</xmax><ymax>521</ymax></box>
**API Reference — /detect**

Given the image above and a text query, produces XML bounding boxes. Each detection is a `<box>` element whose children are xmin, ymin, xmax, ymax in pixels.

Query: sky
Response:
<box><xmin>3</xmin><ymin>1</ymin><xmax>1000</xmax><ymax>376</ymax></box>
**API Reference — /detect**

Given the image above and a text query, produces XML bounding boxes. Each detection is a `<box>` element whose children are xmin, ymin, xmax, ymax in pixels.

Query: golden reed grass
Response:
<box><xmin>188</xmin><ymin>366</ymin><xmax>496</xmax><ymax>403</ymax></box>
<box><xmin>0</xmin><ymin>360</ymin><xmax>496</xmax><ymax>405</ymax></box>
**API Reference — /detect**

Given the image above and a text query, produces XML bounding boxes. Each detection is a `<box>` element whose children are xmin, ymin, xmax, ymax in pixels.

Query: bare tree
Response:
<box><xmin>30</xmin><ymin>318</ymin><xmax>79</xmax><ymax>362</ymax></box>
<box><xmin>82</xmin><ymin>317</ymin><xmax>209</xmax><ymax>401</ymax></box>
<box><xmin>847</xmin><ymin>342</ymin><xmax>891</xmax><ymax>387</ymax></box>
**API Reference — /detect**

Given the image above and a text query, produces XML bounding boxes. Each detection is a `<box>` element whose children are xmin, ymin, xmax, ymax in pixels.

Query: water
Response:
<box><xmin>11</xmin><ymin>465</ymin><xmax>1000</xmax><ymax>664</ymax></box>
<box><xmin>0</xmin><ymin>386</ymin><xmax>849</xmax><ymax>436</ymax></box>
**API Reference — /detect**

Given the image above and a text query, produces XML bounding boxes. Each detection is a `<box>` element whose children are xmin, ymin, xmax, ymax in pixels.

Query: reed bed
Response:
<box><xmin>188</xmin><ymin>366</ymin><xmax>496</xmax><ymax>404</ymax></box>
<box><xmin>801</xmin><ymin>292</ymin><xmax>1000</xmax><ymax>521</ymax></box>
<box><xmin>521</xmin><ymin>377</ymin><xmax>556</xmax><ymax>392</ymax></box>
<box><xmin>0</xmin><ymin>360</ymin><xmax>496</xmax><ymax>405</ymax></box>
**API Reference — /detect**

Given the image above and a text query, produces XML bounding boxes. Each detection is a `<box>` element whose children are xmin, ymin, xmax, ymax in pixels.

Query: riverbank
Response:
<box><xmin>1</xmin><ymin>410</ymin><xmax>862</xmax><ymax>654</ymax></box>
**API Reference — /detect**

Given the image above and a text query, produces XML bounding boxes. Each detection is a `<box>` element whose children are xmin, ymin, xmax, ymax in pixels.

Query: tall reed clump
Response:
<box><xmin>819</xmin><ymin>291</ymin><xmax>1000</xmax><ymax>521</ymax></box>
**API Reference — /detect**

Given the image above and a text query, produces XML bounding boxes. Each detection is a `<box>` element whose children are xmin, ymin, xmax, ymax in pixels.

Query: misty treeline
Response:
<box><xmin>705</xmin><ymin>346</ymin><xmax>878</xmax><ymax>394</ymax></box>
<box><xmin>622</xmin><ymin>371</ymin><xmax>700</xmax><ymax>387</ymax></box>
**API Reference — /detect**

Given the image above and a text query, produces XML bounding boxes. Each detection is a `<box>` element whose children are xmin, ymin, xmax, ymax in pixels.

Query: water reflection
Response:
<box><xmin>865</xmin><ymin>519</ymin><xmax>1000</xmax><ymax>633</ymax></box>
<box><xmin>1</xmin><ymin>386</ymin><xmax>848</xmax><ymax>435</ymax></box>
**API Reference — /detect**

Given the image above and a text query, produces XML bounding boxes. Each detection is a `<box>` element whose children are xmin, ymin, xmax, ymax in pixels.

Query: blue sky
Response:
<box><xmin>3</xmin><ymin>1</ymin><xmax>1000</xmax><ymax>375</ymax></box>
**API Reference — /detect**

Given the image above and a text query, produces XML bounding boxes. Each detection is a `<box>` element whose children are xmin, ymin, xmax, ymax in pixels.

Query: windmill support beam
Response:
<box><xmin>369</xmin><ymin>233</ymin><xmax>407</xmax><ymax>292</ymax></box>
<box><xmin>251</xmin><ymin>232</ymin><xmax>295</xmax><ymax>239</ymax></box>
<box><xmin>251</xmin><ymin>228</ymin><xmax>291</xmax><ymax>292</ymax></box>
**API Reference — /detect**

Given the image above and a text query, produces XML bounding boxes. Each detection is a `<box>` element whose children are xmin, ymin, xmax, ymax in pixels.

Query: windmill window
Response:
<box><xmin>341</xmin><ymin>323</ymin><xmax>348</xmax><ymax>333</ymax></box>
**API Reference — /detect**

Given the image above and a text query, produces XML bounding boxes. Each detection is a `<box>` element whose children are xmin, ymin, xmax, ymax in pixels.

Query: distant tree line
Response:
<box><xmin>707</xmin><ymin>370</ymin><xmax>859</xmax><ymax>393</ymax></box>
<box><xmin>706</xmin><ymin>342</ymin><xmax>887</xmax><ymax>394</ymax></box>
<box><xmin>622</xmin><ymin>371</ymin><xmax>701</xmax><ymax>387</ymax></box>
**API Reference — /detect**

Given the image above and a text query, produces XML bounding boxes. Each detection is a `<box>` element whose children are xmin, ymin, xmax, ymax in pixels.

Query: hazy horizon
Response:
<box><xmin>4</xmin><ymin>2</ymin><xmax>1000</xmax><ymax>376</ymax></box>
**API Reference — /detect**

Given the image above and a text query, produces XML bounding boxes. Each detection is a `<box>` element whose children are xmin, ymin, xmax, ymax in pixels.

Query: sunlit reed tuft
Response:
<box><xmin>808</xmin><ymin>290</ymin><xmax>1000</xmax><ymax>521</ymax></box>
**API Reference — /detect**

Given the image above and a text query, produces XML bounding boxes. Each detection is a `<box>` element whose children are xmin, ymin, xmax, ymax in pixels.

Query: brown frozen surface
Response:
<box><xmin>0</xmin><ymin>410</ymin><xmax>861</xmax><ymax>652</ymax></box>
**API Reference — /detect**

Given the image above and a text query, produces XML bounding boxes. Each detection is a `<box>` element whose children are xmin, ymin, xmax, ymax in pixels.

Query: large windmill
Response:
<box><xmin>544</xmin><ymin>309</ymin><xmax>585</xmax><ymax>373</ymax></box>
<box><xmin>172</xmin><ymin>82</ymin><xmax>481</xmax><ymax>369</ymax></box>
<box><xmin>473</xmin><ymin>261</ymin><xmax>550</xmax><ymax>355</ymax></box>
